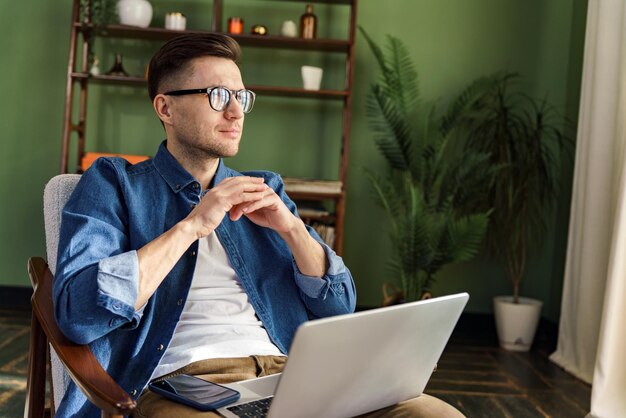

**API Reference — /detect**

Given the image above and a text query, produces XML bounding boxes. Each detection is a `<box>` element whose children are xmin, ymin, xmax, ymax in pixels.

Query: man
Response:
<box><xmin>54</xmin><ymin>33</ymin><xmax>463</xmax><ymax>417</ymax></box>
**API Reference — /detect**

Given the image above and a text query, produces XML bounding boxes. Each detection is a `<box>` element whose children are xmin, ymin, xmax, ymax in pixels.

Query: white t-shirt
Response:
<box><xmin>150</xmin><ymin>232</ymin><xmax>284</xmax><ymax>380</ymax></box>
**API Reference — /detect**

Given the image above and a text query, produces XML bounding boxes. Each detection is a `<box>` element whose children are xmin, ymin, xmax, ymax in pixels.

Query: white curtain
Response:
<box><xmin>550</xmin><ymin>0</ymin><xmax>626</xmax><ymax>417</ymax></box>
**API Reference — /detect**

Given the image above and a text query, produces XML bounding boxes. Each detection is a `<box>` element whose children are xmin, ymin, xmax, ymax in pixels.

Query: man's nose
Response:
<box><xmin>224</xmin><ymin>98</ymin><xmax>244</xmax><ymax>119</ymax></box>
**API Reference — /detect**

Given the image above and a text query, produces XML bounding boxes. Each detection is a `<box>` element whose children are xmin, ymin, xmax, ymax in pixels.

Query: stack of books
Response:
<box><xmin>297</xmin><ymin>207</ymin><xmax>331</xmax><ymax>219</ymax></box>
<box><xmin>283</xmin><ymin>178</ymin><xmax>342</xmax><ymax>196</ymax></box>
<box><xmin>282</xmin><ymin>177</ymin><xmax>339</xmax><ymax>248</ymax></box>
<box><xmin>311</xmin><ymin>223</ymin><xmax>335</xmax><ymax>248</ymax></box>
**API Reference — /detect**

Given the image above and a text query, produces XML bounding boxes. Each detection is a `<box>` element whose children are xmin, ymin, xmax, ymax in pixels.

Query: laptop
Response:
<box><xmin>218</xmin><ymin>292</ymin><xmax>469</xmax><ymax>418</ymax></box>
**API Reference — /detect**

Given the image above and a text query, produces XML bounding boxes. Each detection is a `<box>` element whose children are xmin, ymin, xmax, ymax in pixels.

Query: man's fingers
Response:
<box><xmin>229</xmin><ymin>197</ymin><xmax>263</xmax><ymax>221</ymax></box>
<box><xmin>199</xmin><ymin>177</ymin><xmax>269</xmax><ymax>223</ymax></box>
<box><xmin>212</xmin><ymin>177</ymin><xmax>267</xmax><ymax>199</ymax></box>
<box><xmin>237</xmin><ymin>189</ymin><xmax>268</xmax><ymax>203</ymax></box>
<box><xmin>230</xmin><ymin>189</ymin><xmax>277</xmax><ymax>221</ymax></box>
<box><xmin>235</xmin><ymin>180</ymin><xmax>267</xmax><ymax>193</ymax></box>
<box><xmin>227</xmin><ymin>190</ymin><xmax>269</xmax><ymax>218</ymax></box>
<box><xmin>218</xmin><ymin>176</ymin><xmax>265</xmax><ymax>190</ymax></box>
<box><xmin>207</xmin><ymin>182</ymin><xmax>267</xmax><ymax>205</ymax></box>
<box><xmin>220</xmin><ymin>175</ymin><xmax>264</xmax><ymax>183</ymax></box>
<box><xmin>239</xmin><ymin>189</ymin><xmax>279</xmax><ymax>214</ymax></box>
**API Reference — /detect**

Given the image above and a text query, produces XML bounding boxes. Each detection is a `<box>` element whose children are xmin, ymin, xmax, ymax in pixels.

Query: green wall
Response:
<box><xmin>1</xmin><ymin>0</ymin><xmax>587</xmax><ymax>321</ymax></box>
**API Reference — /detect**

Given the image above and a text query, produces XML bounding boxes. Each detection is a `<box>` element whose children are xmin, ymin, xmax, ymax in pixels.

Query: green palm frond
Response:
<box><xmin>440</xmin><ymin>73</ymin><xmax>504</xmax><ymax>137</ymax></box>
<box><xmin>445</xmin><ymin>213</ymin><xmax>490</xmax><ymax>262</ymax></box>
<box><xmin>361</xmin><ymin>28</ymin><xmax>495</xmax><ymax>302</ymax></box>
<box><xmin>448</xmin><ymin>151</ymin><xmax>499</xmax><ymax>211</ymax></box>
<box><xmin>364</xmin><ymin>169</ymin><xmax>403</xmax><ymax>227</ymax></box>
<box><xmin>385</xmin><ymin>36</ymin><xmax>420</xmax><ymax>116</ymax></box>
<box><xmin>366</xmin><ymin>85</ymin><xmax>413</xmax><ymax>170</ymax></box>
<box><xmin>358</xmin><ymin>27</ymin><xmax>389</xmax><ymax>76</ymax></box>
<box><xmin>361</xmin><ymin>28</ymin><xmax>419</xmax><ymax>173</ymax></box>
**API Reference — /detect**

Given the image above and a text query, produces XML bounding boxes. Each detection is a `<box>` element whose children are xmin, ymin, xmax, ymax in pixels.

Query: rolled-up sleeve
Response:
<box><xmin>292</xmin><ymin>230</ymin><xmax>357</xmax><ymax>316</ymax></box>
<box><xmin>96</xmin><ymin>251</ymin><xmax>142</xmax><ymax>323</ymax></box>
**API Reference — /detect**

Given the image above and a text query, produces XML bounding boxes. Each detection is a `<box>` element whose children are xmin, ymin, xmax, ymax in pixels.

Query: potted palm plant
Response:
<box><xmin>463</xmin><ymin>73</ymin><xmax>571</xmax><ymax>351</ymax></box>
<box><xmin>360</xmin><ymin>29</ymin><xmax>497</xmax><ymax>303</ymax></box>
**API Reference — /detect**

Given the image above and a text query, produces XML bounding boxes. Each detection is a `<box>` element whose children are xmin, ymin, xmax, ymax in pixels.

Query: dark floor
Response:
<box><xmin>425</xmin><ymin>315</ymin><xmax>590</xmax><ymax>417</ymax></box>
<box><xmin>0</xmin><ymin>309</ymin><xmax>31</xmax><ymax>418</ymax></box>
<box><xmin>0</xmin><ymin>308</ymin><xmax>590</xmax><ymax>418</ymax></box>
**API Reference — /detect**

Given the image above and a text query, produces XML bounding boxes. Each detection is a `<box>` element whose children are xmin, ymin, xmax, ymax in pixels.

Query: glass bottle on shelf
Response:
<box><xmin>299</xmin><ymin>4</ymin><xmax>317</xmax><ymax>39</ymax></box>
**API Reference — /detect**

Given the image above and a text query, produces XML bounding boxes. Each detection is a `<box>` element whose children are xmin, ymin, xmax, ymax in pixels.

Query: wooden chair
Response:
<box><xmin>25</xmin><ymin>174</ymin><xmax>136</xmax><ymax>418</ymax></box>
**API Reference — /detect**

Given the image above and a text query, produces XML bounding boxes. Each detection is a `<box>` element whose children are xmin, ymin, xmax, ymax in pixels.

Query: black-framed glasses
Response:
<box><xmin>164</xmin><ymin>86</ymin><xmax>256</xmax><ymax>113</ymax></box>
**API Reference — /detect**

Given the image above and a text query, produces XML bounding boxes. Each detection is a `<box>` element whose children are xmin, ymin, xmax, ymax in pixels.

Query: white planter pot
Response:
<box><xmin>493</xmin><ymin>296</ymin><xmax>543</xmax><ymax>351</ymax></box>
<box><xmin>118</xmin><ymin>0</ymin><xmax>153</xmax><ymax>28</ymax></box>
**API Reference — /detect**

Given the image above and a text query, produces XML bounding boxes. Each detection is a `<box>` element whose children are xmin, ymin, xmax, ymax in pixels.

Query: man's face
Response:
<box><xmin>165</xmin><ymin>56</ymin><xmax>245</xmax><ymax>160</ymax></box>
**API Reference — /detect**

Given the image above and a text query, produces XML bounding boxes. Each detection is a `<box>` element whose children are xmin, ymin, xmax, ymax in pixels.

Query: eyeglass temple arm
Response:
<box><xmin>163</xmin><ymin>88</ymin><xmax>208</xmax><ymax>96</ymax></box>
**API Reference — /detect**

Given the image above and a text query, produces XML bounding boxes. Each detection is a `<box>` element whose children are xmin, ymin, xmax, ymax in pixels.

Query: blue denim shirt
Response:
<box><xmin>53</xmin><ymin>141</ymin><xmax>356</xmax><ymax>417</ymax></box>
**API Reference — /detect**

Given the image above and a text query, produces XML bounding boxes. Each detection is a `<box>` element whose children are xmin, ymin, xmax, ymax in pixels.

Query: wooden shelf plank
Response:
<box><xmin>228</xmin><ymin>34</ymin><xmax>350</xmax><ymax>52</ymax></box>
<box><xmin>283</xmin><ymin>178</ymin><xmax>343</xmax><ymax>199</ymax></box>
<box><xmin>261</xmin><ymin>0</ymin><xmax>352</xmax><ymax>4</ymax></box>
<box><xmin>71</xmin><ymin>73</ymin><xmax>146</xmax><ymax>85</ymax></box>
<box><xmin>249</xmin><ymin>85</ymin><xmax>348</xmax><ymax>99</ymax></box>
<box><xmin>70</xmin><ymin>73</ymin><xmax>348</xmax><ymax>99</ymax></box>
<box><xmin>287</xmin><ymin>191</ymin><xmax>343</xmax><ymax>200</ymax></box>
<box><xmin>76</xmin><ymin>24</ymin><xmax>350</xmax><ymax>52</ymax></box>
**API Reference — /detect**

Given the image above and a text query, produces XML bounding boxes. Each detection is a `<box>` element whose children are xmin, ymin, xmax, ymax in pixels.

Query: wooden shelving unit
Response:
<box><xmin>61</xmin><ymin>0</ymin><xmax>357</xmax><ymax>254</ymax></box>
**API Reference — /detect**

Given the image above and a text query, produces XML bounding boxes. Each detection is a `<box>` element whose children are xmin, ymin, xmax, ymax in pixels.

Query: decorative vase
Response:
<box><xmin>281</xmin><ymin>20</ymin><xmax>297</xmax><ymax>37</ymax></box>
<box><xmin>493</xmin><ymin>296</ymin><xmax>543</xmax><ymax>351</ymax></box>
<box><xmin>105</xmin><ymin>54</ymin><xmax>130</xmax><ymax>77</ymax></box>
<box><xmin>118</xmin><ymin>0</ymin><xmax>153</xmax><ymax>28</ymax></box>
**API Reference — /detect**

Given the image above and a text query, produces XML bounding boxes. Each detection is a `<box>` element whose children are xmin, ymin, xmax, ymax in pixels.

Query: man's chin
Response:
<box><xmin>215</xmin><ymin>146</ymin><xmax>240</xmax><ymax>159</ymax></box>
<box><xmin>220</xmin><ymin>151</ymin><xmax>239</xmax><ymax>158</ymax></box>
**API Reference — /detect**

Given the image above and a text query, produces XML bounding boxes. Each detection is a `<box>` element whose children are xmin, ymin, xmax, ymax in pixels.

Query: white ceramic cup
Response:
<box><xmin>165</xmin><ymin>12</ymin><xmax>186</xmax><ymax>30</ymax></box>
<box><xmin>301</xmin><ymin>66</ymin><xmax>323</xmax><ymax>90</ymax></box>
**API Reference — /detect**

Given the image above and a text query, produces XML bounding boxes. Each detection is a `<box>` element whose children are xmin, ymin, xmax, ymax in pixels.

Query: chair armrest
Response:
<box><xmin>28</xmin><ymin>257</ymin><xmax>136</xmax><ymax>416</ymax></box>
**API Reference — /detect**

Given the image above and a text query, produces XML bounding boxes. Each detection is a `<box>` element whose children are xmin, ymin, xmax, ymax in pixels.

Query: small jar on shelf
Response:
<box><xmin>228</xmin><ymin>17</ymin><xmax>243</xmax><ymax>34</ymax></box>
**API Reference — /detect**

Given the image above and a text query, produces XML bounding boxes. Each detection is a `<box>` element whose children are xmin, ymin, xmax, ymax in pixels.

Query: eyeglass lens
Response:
<box><xmin>209</xmin><ymin>87</ymin><xmax>255</xmax><ymax>113</ymax></box>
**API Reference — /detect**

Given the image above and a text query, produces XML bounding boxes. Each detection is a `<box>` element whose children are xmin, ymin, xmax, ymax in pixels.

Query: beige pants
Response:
<box><xmin>135</xmin><ymin>356</ymin><xmax>465</xmax><ymax>418</ymax></box>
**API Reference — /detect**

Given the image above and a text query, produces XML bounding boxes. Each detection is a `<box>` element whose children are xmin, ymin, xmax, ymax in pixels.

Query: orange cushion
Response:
<box><xmin>81</xmin><ymin>152</ymin><xmax>150</xmax><ymax>171</ymax></box>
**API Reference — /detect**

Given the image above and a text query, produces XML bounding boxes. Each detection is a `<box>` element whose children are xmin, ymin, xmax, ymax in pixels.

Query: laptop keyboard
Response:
<box><xmin>226</xmin><ymin>396</ymin><xmax>273</xmax><ymax>417</ymax></box>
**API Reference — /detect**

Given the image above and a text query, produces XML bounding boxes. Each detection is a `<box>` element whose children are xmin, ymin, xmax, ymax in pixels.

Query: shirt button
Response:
<box><xmin>190</xmin><ymin>203</ymin><xmax>196</xmax><ymax>209</ymax></box>
<box><xmin>177</xmin><ymin>299</ymin><xmax>183</xmax><ymax>306</ymax></box>
<box><xmin>193</xmin><ymin>183</ymin><xmax>199</xmax><ymax>189</ymax></box>
<box><xmin>157</xmin><ymin>344</ymin><xmax>164</xmax><ymax>351</ymax></box>
<box><xmin>190</xmin><ymin>251</ymin><xmax>196</xmax><ymax>257</ymax></box>
<box><xmin>175</xmin><ymin>184</ymin><xmax>181</xmax><ymax>190</ymax></box>
<box><xmin>130</xmin><ymin>389</ymin><xmax>137</xmax><ymax>396</ymax></box>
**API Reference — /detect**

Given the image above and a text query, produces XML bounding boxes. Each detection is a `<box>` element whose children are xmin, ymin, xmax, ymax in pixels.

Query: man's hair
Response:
<box><xmin>148</xmin><ymin>33</ymin><xmax>241</xmax><ymax>101</ymax></box>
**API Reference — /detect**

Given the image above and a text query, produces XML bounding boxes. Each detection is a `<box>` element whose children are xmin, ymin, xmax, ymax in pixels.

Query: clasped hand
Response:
<box><xmin>187</xmin><ymin>176</ymin><xmax>297</xmax><ymax>239</ymax></box>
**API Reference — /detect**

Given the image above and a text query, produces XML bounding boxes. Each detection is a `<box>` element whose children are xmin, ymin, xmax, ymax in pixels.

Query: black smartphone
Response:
<box><xmin>148</xmin><ymin>374</ymin><xmax>241</xmax><ymax>411</ymax></box>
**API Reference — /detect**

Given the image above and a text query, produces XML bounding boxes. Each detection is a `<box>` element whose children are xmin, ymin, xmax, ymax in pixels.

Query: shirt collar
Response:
<box><xmin>153</xmin><ymin>140</ymin><xmax>229</xmax><ymax>194</ymax></box>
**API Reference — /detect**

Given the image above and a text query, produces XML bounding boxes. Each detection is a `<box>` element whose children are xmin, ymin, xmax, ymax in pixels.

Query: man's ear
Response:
<box><xmin>153</xmin><ymin>94</ymin><xmax>172</xmax><ymax>123</ymax></box>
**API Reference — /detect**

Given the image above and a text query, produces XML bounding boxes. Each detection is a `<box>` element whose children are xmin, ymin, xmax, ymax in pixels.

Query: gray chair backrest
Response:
<box><xmin>43</xmin><ymin>174</ymin><xmax>81</xmax><ymax>409</ymax></box>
